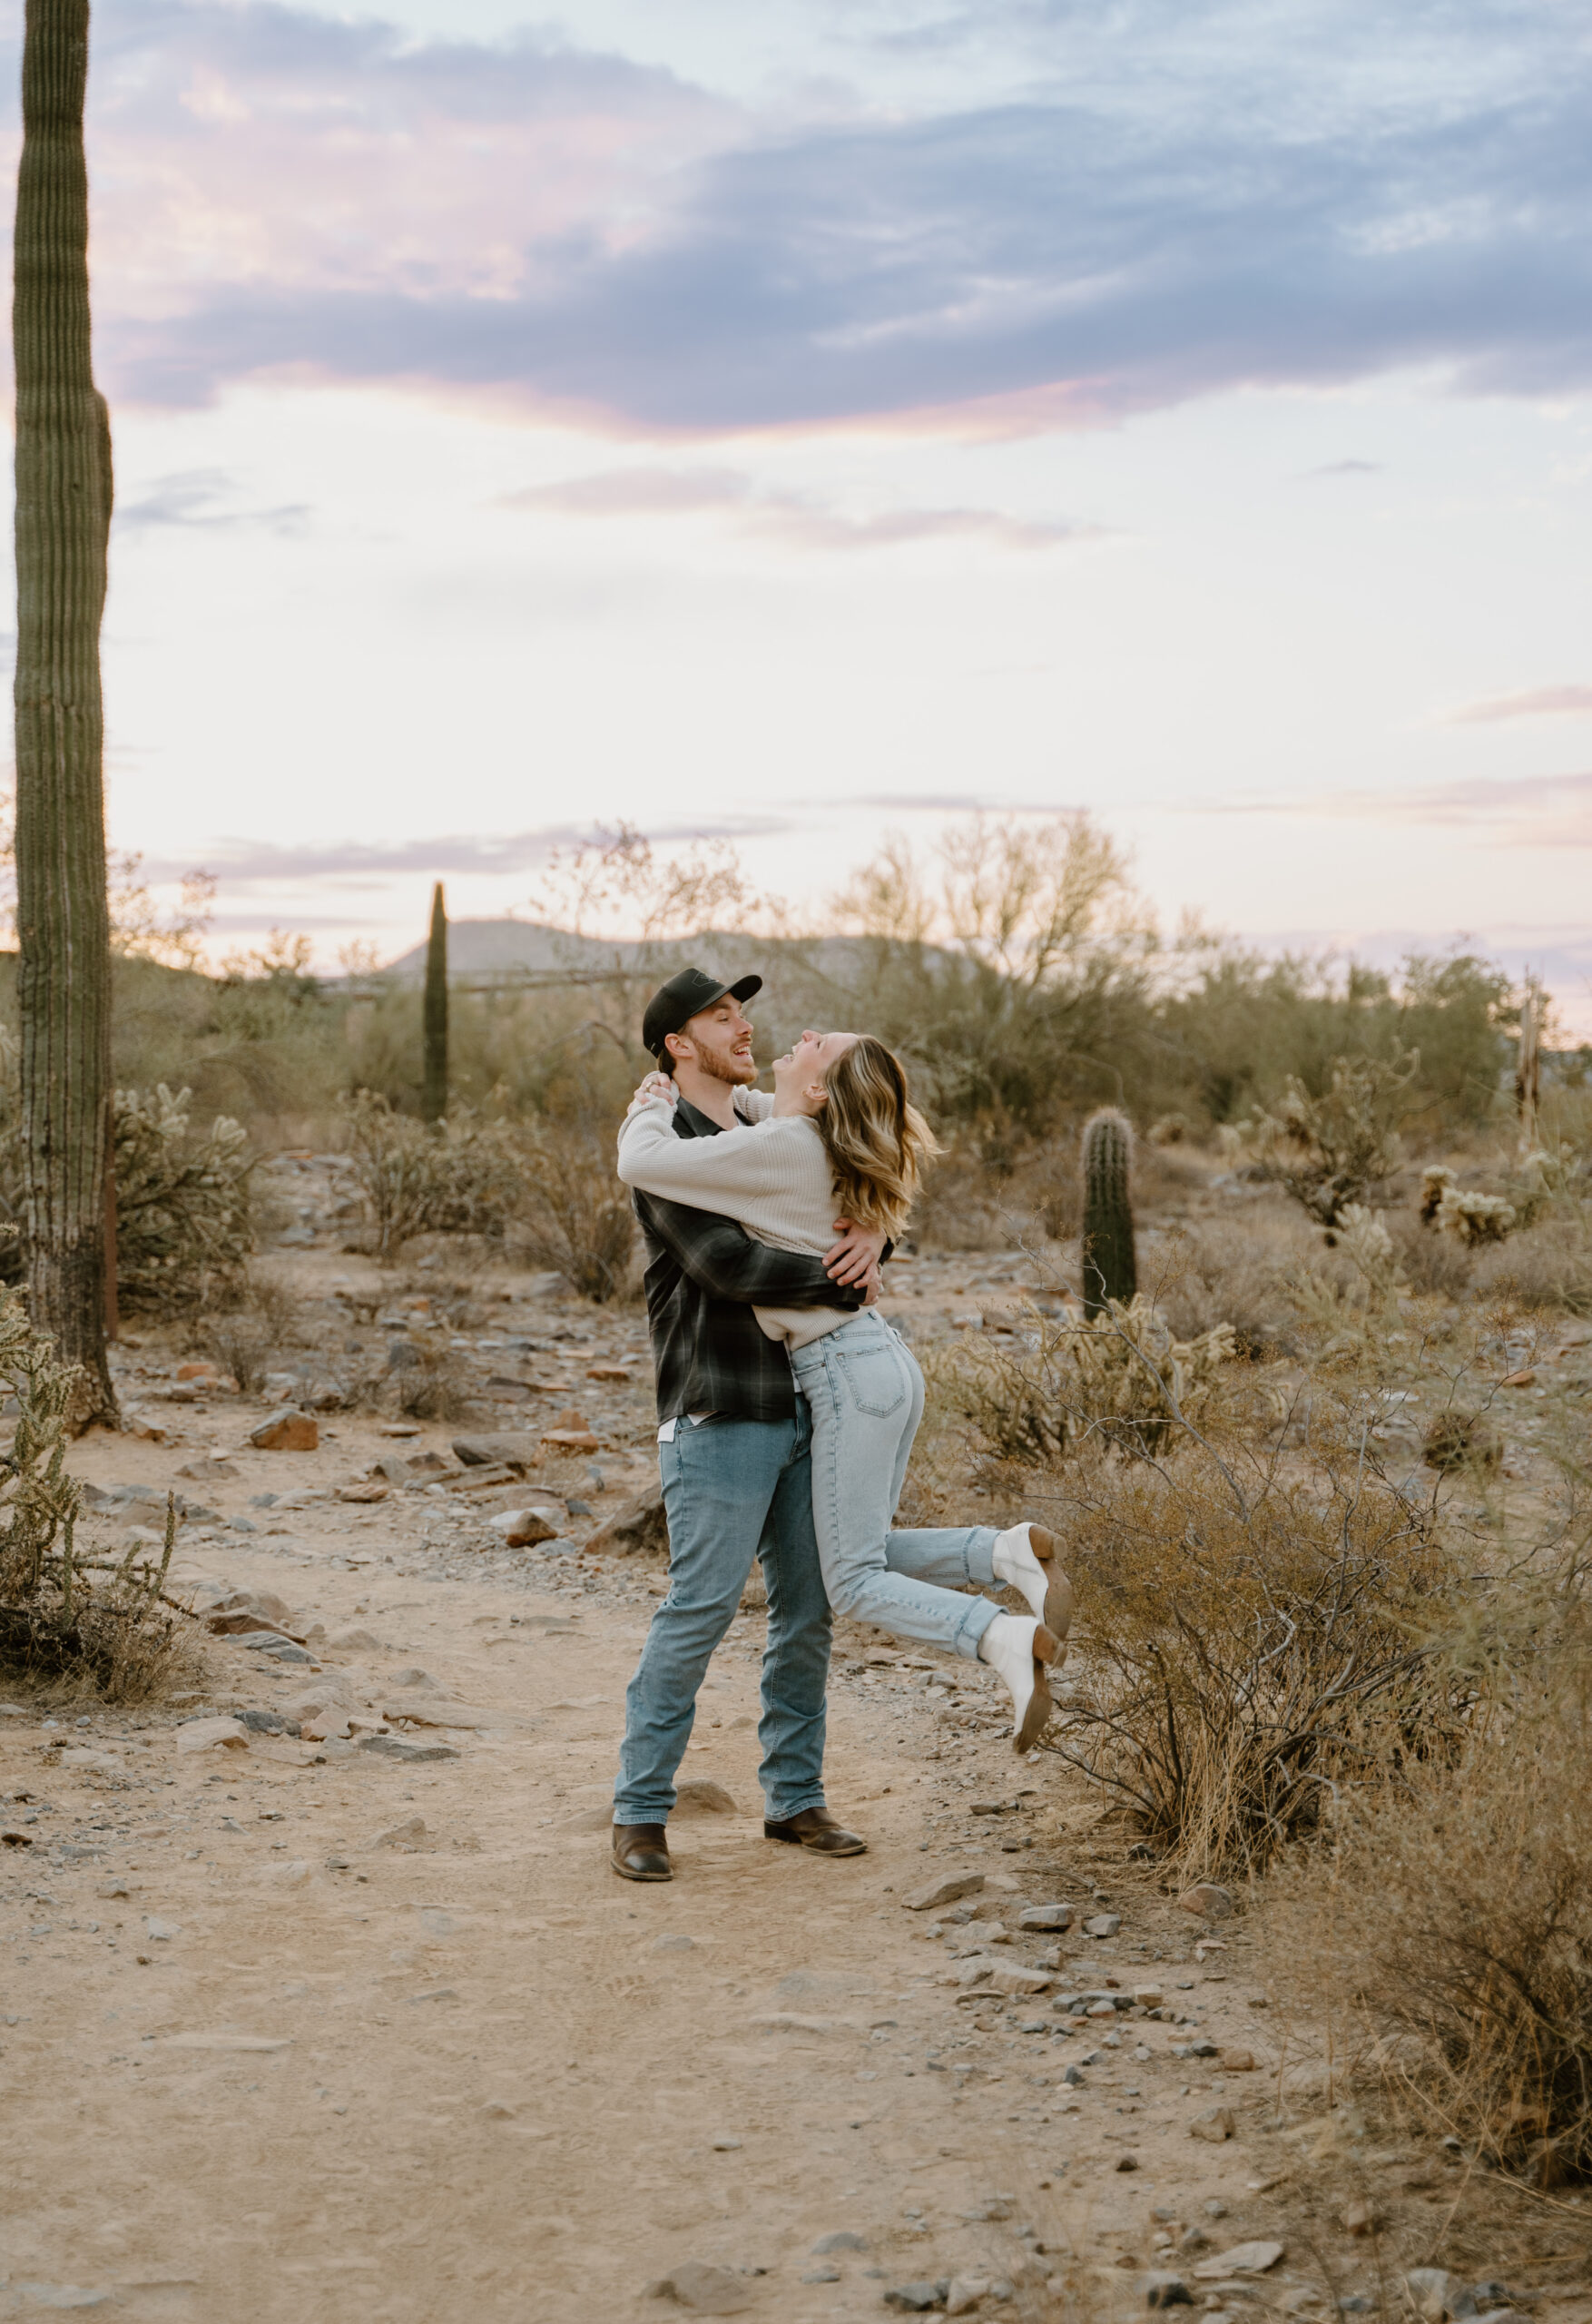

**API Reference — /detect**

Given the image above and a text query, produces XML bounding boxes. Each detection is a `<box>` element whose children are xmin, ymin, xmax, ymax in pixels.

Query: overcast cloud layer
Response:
<box><xmin>0</xmin><ymin>0</ymin><xmax>1584</xmax><ymax>428</ymax></box>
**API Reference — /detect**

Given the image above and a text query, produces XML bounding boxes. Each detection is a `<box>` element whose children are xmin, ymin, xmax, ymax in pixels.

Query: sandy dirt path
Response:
<box><xmin>0</xmin><ymin>1485</ymin><xmax>1307</xmax><ymax>2324</ymax></box>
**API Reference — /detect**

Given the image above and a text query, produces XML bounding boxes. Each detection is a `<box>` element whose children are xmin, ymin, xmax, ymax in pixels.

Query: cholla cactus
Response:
<box><xmin>1232</xmin><ymin>1050</ymin><xmax>1415</xmax><ymax>1226</ymax></box>
<box><xmin>930</xmin><ymin>1295</ymin><xmax>1236</xmax><ymax>1463</ymax></box>
<box><xmin>1336</xmin><ymin>1202</ymin><xmax>1403</xmax><ymax>1293</ymax></box>
<box><xmin>1420</xmin><ymin>1166</ymin><xmax>1457</xmax><ymax>1226</ymax></box>
<box><xmin>1435</xmin><ymin>1186</ymin><xmax>1516</xmax><ymax>1247</ymax></box>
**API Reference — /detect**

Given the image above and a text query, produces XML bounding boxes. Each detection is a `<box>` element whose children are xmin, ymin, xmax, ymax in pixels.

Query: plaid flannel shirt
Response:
<box><xmin>634</xmin><ymin>1092</ymin><xmax>865</xmax><ymax>1425</ymax></box>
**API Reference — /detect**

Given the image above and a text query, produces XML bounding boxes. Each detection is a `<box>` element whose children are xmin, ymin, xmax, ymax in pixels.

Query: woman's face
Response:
<box><xmin>772</xmin><ymin>1029</ymin><xmax>859</xmax><ymax>1111</ymax></box>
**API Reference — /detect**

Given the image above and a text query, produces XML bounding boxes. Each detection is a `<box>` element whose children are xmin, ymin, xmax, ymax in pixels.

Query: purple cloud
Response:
<box><xmin>0</xmin><ymin>0</ymin><xmax>1582</xmax><ymax>429</ymax></box>
<box><xmin>501</xmin><ymin>465</ymin><xmax>1093</xmax><ymax>548</ymax></box>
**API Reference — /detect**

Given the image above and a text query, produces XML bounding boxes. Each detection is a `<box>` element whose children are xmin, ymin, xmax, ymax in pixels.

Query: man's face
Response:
<box><xmin>669</xmin><ymin>998</ymin><xmax>757</xmax><ymax>1086</ymax></box>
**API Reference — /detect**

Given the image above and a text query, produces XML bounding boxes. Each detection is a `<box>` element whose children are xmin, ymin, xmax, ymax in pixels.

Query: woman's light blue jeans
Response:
<box><xmin>790</xmin><ymin>1310</ymin><xmax>1001</xmax><ymax>1660</ymax></box>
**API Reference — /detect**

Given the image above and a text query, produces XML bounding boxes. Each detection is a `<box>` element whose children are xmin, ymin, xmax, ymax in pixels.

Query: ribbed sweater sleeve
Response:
<box><xmin>615</xmin><ymin>1098</ymin><xmax>832</xmax><ymax>1255</ymax></box>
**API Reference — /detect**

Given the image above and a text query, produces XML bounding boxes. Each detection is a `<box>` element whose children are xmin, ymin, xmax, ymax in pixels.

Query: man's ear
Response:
<box><xmin>663</xmin><ymin>1029</ymin><xmax>692</xmax><ymax>1068</ymax></box>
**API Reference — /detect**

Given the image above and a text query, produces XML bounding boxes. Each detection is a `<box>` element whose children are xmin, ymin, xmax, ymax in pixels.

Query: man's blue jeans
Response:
<box><xmin>614</xmin><ymin>1407</ymin><xmax>833</xmax><ymax>1827</ymax></box>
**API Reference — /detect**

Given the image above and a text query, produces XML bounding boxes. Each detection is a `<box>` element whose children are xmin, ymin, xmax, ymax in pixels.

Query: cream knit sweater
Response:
<box><xmin>615</xmin><ymin>1088</ymin><xmax>853</xmax><ymax>1347</ymax></box>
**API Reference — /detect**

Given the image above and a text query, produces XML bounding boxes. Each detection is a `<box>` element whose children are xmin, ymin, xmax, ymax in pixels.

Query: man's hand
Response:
<box><xmin>824</xmin><ymin>1217</ymin><xmax>888</xmax><ymax>1288</ymax></box>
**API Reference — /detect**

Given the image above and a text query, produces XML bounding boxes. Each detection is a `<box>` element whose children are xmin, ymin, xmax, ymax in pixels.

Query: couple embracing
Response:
<box><xmin>609</xmin><ymin>966</ymin><xmax>1073</xmax><ymax>1884</ymax></box>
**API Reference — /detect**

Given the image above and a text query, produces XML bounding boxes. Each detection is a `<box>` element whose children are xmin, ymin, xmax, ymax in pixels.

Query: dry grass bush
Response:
<box><xmin>925</xmin><ymin>1294</ymin><xmax>1240</xmax><ymax>1463</ymax></box>
<box><xmin>1039</xmin><ymin>1420</ymin><xmax>1471</xmax><ymax>1878</ymax></box>
<box><xmin>1388</xmin><ymin>1211</ymin><xmax>1476</xmax><ymax>1297</ymax></box>
<box><xmin>199</xmin><ymin>1269</ymin><xmax>303</xmax><ymax>1393</ymax></box>
<box><xmin>391</xmin><ymin>1332</ymin><xmax>475</xmax><ymax>1422</ymax></box>
<box><xmin>342</xmin><ymin>1093</ymin><xmax>523</xmax><ymax>1261</ymax></box>
<box><xmin>1472</xmin><ymin>1212</ymin><xmax>1592</xmax><ymax>1315</ymax></box>
<box><xmin>0</xmin><ymin>1292</ymin><xmax>200</xmax><ymax>1700</ymax></box>
<box><xmin>1271</xmin><ymin>1598</ymin><xmax>1592</xmax><ymax>2186</ymax></box>
<box><xmin>516</xmin><ymin>1119</ymin><xmax>635</xmax><ymax>1302</ymax></box>
<box><xmin>1151</xmin><ymin>1213</ymin><xmax>1306</xmax><ymax>1356</ymax></box>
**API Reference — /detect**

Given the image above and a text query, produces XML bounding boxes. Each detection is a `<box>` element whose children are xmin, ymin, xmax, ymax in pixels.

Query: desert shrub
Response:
<box><xmin>1388</xmin><ymin>1211</ymin><xmax>1475</xmax><ymax>1297</ymax></box>
<box><xmin>1152</xmin><ymin>1216</ymin><xmax>1303</xmax><ymax>1357</ymax></box>
<box><xmin>516</xmin><ymin>1120</ymin><xmax>635</xmax><ymax>1301</ymax></box>
<box><xmin>1472</xmin><ymin>1214</ymin><xmax>1592</xmax><ymax>1315</ymax></box>
<box><xmin>1225</xmin><ymin>1049</ymin><xmax>1416</xmax><ymax>1226</ymax></box>
<box><xmin>342</xmin><ymin>1093</ymin><xmax>523</xmax><ymax>1260</ymax></box>
<box><xmin>1273</xmin><ymin>1611</ymin><xmax>1592</xmax><ymax>2185</ymax></box>
<box><xmin>0</xmin><ymin>1290</ymin><xmax>199</xmax><ymax>1699</ymax></box>
<box><xmin>926</xmin><ymin>1295</ymin><xmax>1238</xmax><ymax>1463</ymax></box>
<box><xmin>199</xmin><ymin>1269</ymin><xmax>303</xmax><ymax>1393</ymax></box>
<box><xmin>1422</xmin><ymin>1409</ymin><xmax>1501</xmax><ymax>1474</ymax></box>
<box><xmin>391</xmin><ymin>1333</ymin><xmax>475</xmax><ymax>1422</ymax></box>
<box><xmin>1041</xmin><ymin>1432</ymin><xmax>1470</xmax><ymax>1877</ymax></box>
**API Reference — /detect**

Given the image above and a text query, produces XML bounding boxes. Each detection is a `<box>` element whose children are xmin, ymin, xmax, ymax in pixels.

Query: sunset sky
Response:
<box><xmin>7</xmin><ymin>0</ymin><xmax>1592</xmax><ymax>1019</ymax></box>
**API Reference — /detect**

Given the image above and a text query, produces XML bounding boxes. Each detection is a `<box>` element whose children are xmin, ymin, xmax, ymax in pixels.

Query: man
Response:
<box><xmin>610</xmin><ymin>966</ymin><xmax>886</xmax><ymax>1883</ymax></box>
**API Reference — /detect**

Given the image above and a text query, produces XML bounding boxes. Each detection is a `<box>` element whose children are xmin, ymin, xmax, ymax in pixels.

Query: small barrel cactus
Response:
<box><xmin>1080</xmin><ymin>1108</ymin><xmax>1137</xmax><ymax>1319</ymax></box>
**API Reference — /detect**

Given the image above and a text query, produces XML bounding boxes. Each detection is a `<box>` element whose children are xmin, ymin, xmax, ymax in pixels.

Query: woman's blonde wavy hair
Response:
<box><xmin>818</xmin><ymin>1034</ymin><xmax>940</xmax><ymax>1240</ymax></box>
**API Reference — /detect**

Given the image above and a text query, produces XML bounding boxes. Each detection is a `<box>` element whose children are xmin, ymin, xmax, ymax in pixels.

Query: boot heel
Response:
<box><xmin>1034</xmin><ymin>1624</ymin><xmax>1061</xmax><ymax>1664</ymax></box>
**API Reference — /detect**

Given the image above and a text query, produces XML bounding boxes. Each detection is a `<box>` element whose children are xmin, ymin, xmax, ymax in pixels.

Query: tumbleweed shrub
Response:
<box><xmin>0</xmin><ymin>1290</ymin><xmax>201</xmax><ymax>1700</ymax></box>
<box><xmin>1039</xmin><ymin>1421</ymin><xmax>1472</xmax><ymax>1882</ymax></box>
<box><xmin>1269</xmin><ymin>1599</ymin><xmax>1592</xmax><ymax>2187</ymax></box>
<box><xmin>924</xmin><ymin>1294</ymin><xmax>1241</xmax><ymax>1465</ymax></box>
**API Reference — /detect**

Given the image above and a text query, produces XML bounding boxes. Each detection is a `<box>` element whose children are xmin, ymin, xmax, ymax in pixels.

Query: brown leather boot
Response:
<box><xmin>611</xmin><ymin>1823</ymin><xmax>673</xmax><ymax>1881</ymax></box>
<box><xmin>763</xmin><ymin>1805</ymin><xmax>868</xmax><ymax>1856</ymax></box>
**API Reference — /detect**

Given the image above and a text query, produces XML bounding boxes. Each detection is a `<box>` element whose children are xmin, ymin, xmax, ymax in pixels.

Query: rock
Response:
<box><xmin>374</xmin><ymin>1816</ymin><xmax>427</xmax><ymax>1847</ymax></box>
<box><xmin>1221</xmin><ymin>2048</ymin><xmax>1257</xmax><ymax>2071</ymax></box>
<box><xmin>647</xmin><ymin>2260</ymin><xmax>759</xmax><ymax>2313</ymax></box>
<box><xmin>1134</xmin><ymin>1985</ymin><xmax>1165</xmax><ymax>2008</ymax></box>
<box><xmin>249</xmin><ymin>1410</ymin><xmax>319</xmax><ymax>1452</ymax></box>
<box><xmin>946</xmin><ymin>2287</ymin><xmax>990</xmax><ymax>2319</ymax></box>
<box><xmin>543</xmin><ymin>1429</ymin><xmax>602</xmax><ymax>1454</ymax></box>
<box><xmin>143</xmin><ymin>1916</ymin><xmax>182</xmax><ymax>1942</ymax></box>
<box><xmin>985</xmin><ymin>1964</ymin><xmax>1053</xmax><ymax>1996</ymax></box>
<box><xmin>1177</xmin><ymin>1883</ymin><xmax>1234</xmax><ymax>1921</ymax></box>
<box><xmin>710</xmin><ymin>2137</ymin><xmax>742</xmax><ymax>2152</ymax></box>
<box><xmin>378</xmin><ymin>1421</ymin><xmax>421</xmax><ymax>1437</ymax></box>
<box><xmin>1084</xmin><ymin>1914</ymin><xmax>1121</xmax><ymax>1938</ymax></box>
<box><xmin>369</xmin><ymin>1456</ymin><xmax>415</xmax><ymax>1488</ymax></box>
<box><xmin>1194</xmin><ymin>2244</ymin><xmax>1283</xmax><ymax>2281</ymax></box>
<box><xmin>587</xmin><ymin>1364</ymin><xmax>633</xmax><ymax>1381</ymax></box>
<box><xmin>585</xmin><ymin>1484</ymin><xmax>670</xmax><ymax>1559</ymax></box>
<box><xmin>675</xmin><ymin>1780</ymin><xmax>738</xmax><ymax>1816</ymax></box>
<box><xmin>1500</xmin><ymin>1368</ymin><xmax>1536</xmax><ymax>1388</ymax></box>
<box><xmin>1342</xmin><ymin>2197</ymin><xmax>1381</xmax><ymax>2238</ymax></box>
<box><xmin>1061</xmin><ymin>2064</ymin><xmax>1085</xmax><ymax>2086</ymax></box>
<box><xmin>327</xmin><ymin>1626</ymin><xmax>381</xmax><ymax>1650</ymax></box>
<box><xmin>1017</xmin><ymin>1903</ymin><xmax>1073</xmax><ymax>1931</ymax></box>
<box><xmin>175</xmin><ymin>1716</ymin><xmax>250</xmax><ymax>1756</ymax></box>
<box><xmin>456</xmin><ymin>1463</ymin><xmax>526</xmax><ymax>1495</ymax></box>
<box><xmin>490</xmin><ymin>1508</ymin><xmax>559</xmax><ymax>1548</ymax></box>
<box><xmin>801</xmin><ymin>2269</ymin><xmax>840</xmax><ymax>2286</ymax></box>
<box><xmin>203</xmin><ymin>1607</ymin><xmax>287</xmax><ymax>1639</ymax></box>
<box><xmin>270</xmin><ymin>1860</ymin><xmax>313</xmax><ymax>1885</ymax></box>
<box><xmin>452</xmin><ymin>1433</ymin><xmax>538</xmax><ymax>1470</ymax></box>
<box><xmin>546</xmin><ymin>1405</ymin><xmax>593</xmax><ymax>1432</ymax></box>
<box><xmin>1406</xmin><ymin>2273</ymin><xmax>1462</xmax><ymax>2321</ymax></box>
<box><xmin>1144</xmin><ymin>2276</ymin><xmax>1193</xmax><ymax>2308</ymax></box>
<box><xmin>177</xmin><ymin>1457</ymin><xmax>240</xmax><ymax>1481</ymax></box>
<box><xmin>97</xmin><ymin>1879</ymin><xmax>131</xmax><ymax>1897</ymax></box>
<box><xmin>1115</xmin><ymin>2153</ymin><xmax>1140</xmax><ymax>2171</ymax></box>
<box><xmin>235</xmin><ymin>1710</ymin><xmax>297</xmax><ymax>1737</ymax></box>
<box><xmin>904</xmin><ymin>1871</ymin><xmax>985</xmax><ymax>1912</ymax></box>
<box><xmin>356</xmin><ymin>1735</ymin><xmax>460</xmax><ymax>1763</ymax></box>
<box><xmin>1188</xmin><ymin>2107</ymin><xmax>1236</xmax><ymax>2143</ymax></box>
<box><xmin>812</xmin><ymin>2233</ymin><xmax>869</xmax><ymax>2254</ymax></box>
<box><xmin>883</xmin><ymin>2289</ymin><xmax>947</xmax><ymax>2314</ymax></box>
<box><xmin>338</xmin><ymin>1480</ymin><xmax>388</xmax><ymax>1503</ymax></box>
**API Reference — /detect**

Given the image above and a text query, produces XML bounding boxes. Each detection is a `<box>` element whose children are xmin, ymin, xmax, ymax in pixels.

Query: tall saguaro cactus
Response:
<box><xmin>1080</xmin><ymin>1108</ymin><xmax>1137</xmax><ymax>1320</ymax></box>
<box><xmin>13</xmin><ymin>0</ymin><xmax>117</xmax><ymax>1428</ymax></box>
<box><xmin>421</xmin><ymin>881</ymin><xmax>448</xmax><ymax>1122</ymax></box>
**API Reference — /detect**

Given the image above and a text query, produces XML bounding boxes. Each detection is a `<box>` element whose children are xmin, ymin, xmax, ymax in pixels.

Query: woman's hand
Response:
<box><xmin>632</xmin><ymin>1071</ymin><xmax>677</xmax><ymax>1109</ymax></box>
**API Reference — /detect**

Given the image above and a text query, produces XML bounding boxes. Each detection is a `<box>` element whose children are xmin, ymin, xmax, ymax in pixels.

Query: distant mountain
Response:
<box><xmin>380</xmin><ymin>919</ymin><xmax>926</xmax><ymax>992</ymax></box>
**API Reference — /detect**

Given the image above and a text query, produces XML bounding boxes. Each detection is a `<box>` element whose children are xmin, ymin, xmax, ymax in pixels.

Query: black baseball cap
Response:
<box><xmin>642</xmin><ymin>966</ymin><xmax>762</xmax><ymax>1059</ymax></box>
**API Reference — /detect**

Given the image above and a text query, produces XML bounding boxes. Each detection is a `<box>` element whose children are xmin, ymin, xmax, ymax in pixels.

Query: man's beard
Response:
<box><xmin>693</xmin><ymin>1038</ymin><xmax>757</xmax><ymax>1087</ymax></box>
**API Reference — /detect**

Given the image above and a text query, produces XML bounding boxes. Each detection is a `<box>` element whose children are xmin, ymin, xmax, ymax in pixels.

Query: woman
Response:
<box><xmin>615</xmin><ymin>1029</ymin><xmax>1071</xmax><ymax>1750</ymax></box>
